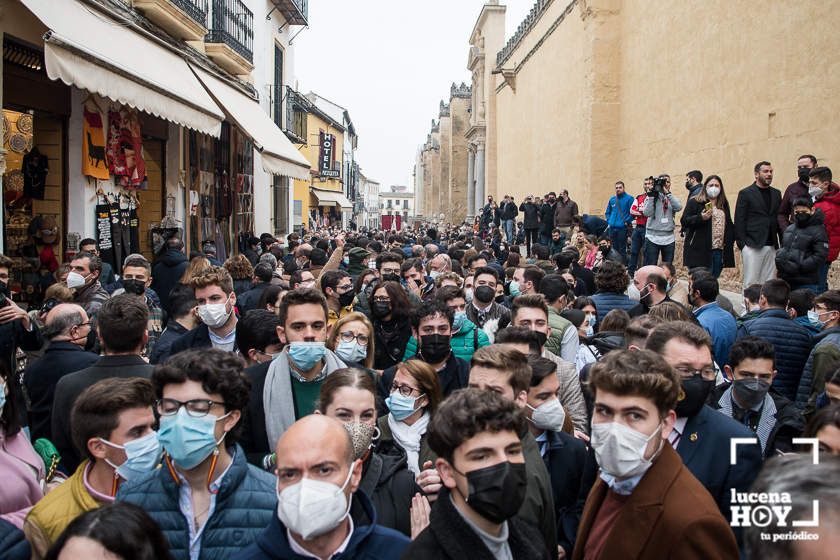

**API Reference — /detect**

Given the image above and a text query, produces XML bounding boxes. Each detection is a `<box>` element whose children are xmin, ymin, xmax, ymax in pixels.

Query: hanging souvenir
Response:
<box><xmin>128</xmin><ymin>195</ymin><xmax>140</xmax><ymax>254</ymax></box>
<box><xmin>22</xmin><ymin>146</ymin><xmax>48</xmax><ymax>199</ymax></box>
<box><xmin>95</xmin><ymin>195</ymin><xmax>115</xmax><ymax>269</ymax></box>
<box><xmin>83</xmin><ymin>104</ymin><xmax>109</xmax><ymax>180</ymax></box>
<box><xmin>9</xmin><ymin>133</ymin><xmax>27</xmax><ymax>153</ymax></box>
<box><xmin>107</xmin><ymin>108</ymin><xmax>146</xmax><ymax>189</ymax></box>
<box><xmin>16</xmin><ymin>113</ymin><xmax>33</xmax><ymax>134</ymax></box>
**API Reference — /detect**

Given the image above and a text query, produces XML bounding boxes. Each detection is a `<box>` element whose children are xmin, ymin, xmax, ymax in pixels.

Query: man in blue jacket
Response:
<box><xmin>234</xmin><ymin>414</ymin><xmax>409</xmax><ymax>559</ymax></box>
<box><xmin>737</xmin><ymin>279</ymin><xmax>813</xmax><ymax>401</ymax></box>
<box><xmin>604</xmin><ymin>181</ymin><xmax>634</xmax><ymax>262</ymax></box>
<box><xmin>690</xmin><ymin>272</ymin><xmax>737</xmax><ymax>367</ymax></box>
<box><xmin>118</xmin><ymin>349</ymin><xmax>276</xmax><ymax>560</ymax></box>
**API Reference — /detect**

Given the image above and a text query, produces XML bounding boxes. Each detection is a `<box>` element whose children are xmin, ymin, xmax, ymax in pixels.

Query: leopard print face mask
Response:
<box><xmin>343</xmin><ymin>422</ymin><xmax>377</xmax><ymax>460</ymax></box>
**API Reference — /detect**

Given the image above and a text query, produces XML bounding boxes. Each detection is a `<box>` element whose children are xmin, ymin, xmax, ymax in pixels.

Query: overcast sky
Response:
<box><xmin>294</xmin><ymin>0</ymin><xmax>533</xmax><ymax>191</ymax></box>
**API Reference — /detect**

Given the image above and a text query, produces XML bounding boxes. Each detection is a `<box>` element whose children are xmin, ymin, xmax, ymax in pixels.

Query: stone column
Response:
<box><xmin>466</xmin><ymin>148</ymin><xmax>475</xmax><ymax>221</ymax></box>
<box><xmin>474</xmin><ymin>143</ymin><xmax>485</xmax><ymax>213</ymax></box>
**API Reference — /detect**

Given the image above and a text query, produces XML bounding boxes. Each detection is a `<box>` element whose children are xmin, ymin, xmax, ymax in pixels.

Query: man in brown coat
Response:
<box><xmin>573</xmin><ymin>350</ymin><xmax>738</xmax><ymax>560</ymax></box>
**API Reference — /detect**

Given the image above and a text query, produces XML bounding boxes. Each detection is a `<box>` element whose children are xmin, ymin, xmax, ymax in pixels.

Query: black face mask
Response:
<box><xmin>419</xmin><ymin>333</ymin><xmax>451</xmax><ymax>363</ymax></box>
<box><xmin>0</xmin><ymin>281</ymin><xmax>9</xmax><ymax>298</ymax></box>
<box><xmin>495</xmin><ymin>295</ymin><xmax>506</xmax><ymax>304</ymax></box>
<box><xmin>457</xmin><ymin>461</ymin><xmax>527</xmax><ymax>523</ymax></box>
<box><xmin>338</xmin><ymin>290</ymin><xmax>356</xmax><ymax>308</ymax></box>
<box><xmin>599</xmin><ymin>245</ymin><xmax>611</xmax><ymax>255</ymax></box>
<box><xmin>533</xmin><ymin>330</ymin><xmax>548</xmax><ymax>349</ymax></box>
<box><xmin>122</xmin><ymin>279</ymin><xmax>146</xmax><ymax>296</ymax></box>
<box><xmin>548</xmin><ymin>198</ymin><xmax>556</xmax><ymax>204</ymax></box>
<box><xmin>798</xmin><ymin>168</ymin><xmax>811</xmax><ymax>182</ymax></box>
<box><xmin>372</xmin><ymin>302</ymin><xmax>392</xmax><ymax>318</ymax></box>
<box><xmin>474</xmin><ymin>285</ymin><xmax>495</xmax><ymax>304</ymax></box>
<box><xmin>732</xmin><ymin>378</ymin><xmax>770</xmax><ymax>410</ymax></box>
<box><xmin>685</xmin><ymin>180</ymin><xmax>692</xmax><ymax>190</ymax></box>
<box><xmin>794</xmin><ymin>213</ymin><xmax>811</xmax><ymax>227</ymax></box>
<box><xmin>675</xmin><ymin>376</ymin><xmax>715</xmax><ymax>417</ymax></box>
<box><xmin>381</xmin><ymin>273</ymin><xmax>401</xmax><ymax>283</ymax></box>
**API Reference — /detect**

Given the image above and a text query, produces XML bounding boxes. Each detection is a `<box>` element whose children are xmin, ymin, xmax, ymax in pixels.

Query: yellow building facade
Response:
<box><xmin>474</xmin><ymin>0</ymin><xmax>840</xmax><ymax>214</ymax></box>
<box><xmin>291</xmin><ymin>101</ymin><xmax>349</xmax><ymax>229</ymax></box>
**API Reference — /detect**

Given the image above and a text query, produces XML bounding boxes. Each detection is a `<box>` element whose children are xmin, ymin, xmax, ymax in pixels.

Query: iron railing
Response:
<box><xmin>272</xmin><ymin>0</ymin><xmax>308</xmax><ymax>25</ymax></box>
<box><xmin>171</xmin><ymin>0</ymin><xmax>208</xmax><ymax>26</ymax></box>
<box><xmin>207</xmin><ymin>0</ymin><xmax>253</xmax><ymax>62</ymax></box>
<box><xmin>284</xmin><ymin>86</ymin><xmax>308</xmax><ymax>143</ymax></box>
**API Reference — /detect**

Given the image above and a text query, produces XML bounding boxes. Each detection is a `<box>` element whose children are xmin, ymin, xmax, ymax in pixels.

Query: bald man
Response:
<box><xmin>632</xmin><ymin>265</ymin><xmax>680</xmax><ymax>313</ymax></box>
<box><xmin>23</xmin><ymin>303</ymin><xmax>97</xmax><ymax>441</ymax></box>
<box><xmin>235</xmin><ymin>415</ymin><xmax>409</xmax><ymax>559</ymax></box>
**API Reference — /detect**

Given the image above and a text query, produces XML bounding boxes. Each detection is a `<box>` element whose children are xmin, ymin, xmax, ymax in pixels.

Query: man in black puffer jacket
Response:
<box><xmin>737</xmin><ymin>279</ymin><xmax>813</xmax><ymax>401</ymax></box>
<box><xmin>151</xmin><ymin>237</ymin><xmax>188</xmax><ymax>314</ymax></box>
<box><xmin>775</xmin><ymin>197</ymin><xmax>829</xmax><ymax>292</ymax></box>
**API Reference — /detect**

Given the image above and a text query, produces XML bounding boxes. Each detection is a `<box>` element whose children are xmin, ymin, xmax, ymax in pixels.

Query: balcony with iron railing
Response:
<box><xmin>270</xmin><ymin>0</ymin><xmax>308</xmax><ymax>26</ymax></box>
<box><xmin>283</xmin><ymin>86</ymin><xmax>309</xmax><ymax>144</ymax></box>
<box><xmin>205</xmin><ymin>0</ymin><xmax>254</xmax><ymax>75</ymax></box>
<box><xmin>133</xmin><ymin>0</ymin><xmax>208</xmax><ymax>41</ymax></box>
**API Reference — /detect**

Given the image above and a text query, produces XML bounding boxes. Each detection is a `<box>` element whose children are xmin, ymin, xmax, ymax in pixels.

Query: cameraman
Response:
<box><xmin>641</xmin><ymin>174</ymin><xmax>683</xmax><ymax>266</ymax></box>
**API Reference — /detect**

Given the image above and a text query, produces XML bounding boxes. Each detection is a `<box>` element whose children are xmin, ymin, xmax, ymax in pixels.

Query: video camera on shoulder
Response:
<box><xmin>650</xmin><ymin>175</ymin><xmax>668</xmax><ymax>198</ymax></box>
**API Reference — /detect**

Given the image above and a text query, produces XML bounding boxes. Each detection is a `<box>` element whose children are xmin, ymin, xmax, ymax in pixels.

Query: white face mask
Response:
<box><xmin>465</xmin><ymin>288</ymin><xmax>474</xmax><ymax>303</ymax></box>
<box><xmin>276</xmin><ymin>461</ymin><xmax>356</xmax><ymax>540</ymax></box>
<box><xmin>706</xmin><ymin>186</ymin><xmax>721</xmax><ymax>198</ymax></box>
<box><xmin>590</xmin><ymin>420</ymin><xmax>662</xmax><ymax>480</ymax></box>
<box><xmin>809</xmin><ymin>185</ymin><xmax>824</xmax><ymax>199</ymax></box>
<box><xmin>528</xmin><ymin>398</ymin><xmax>566</xmax><ymax>432</ymax></box>
<box><xmin>197</xmin><ymin>296</ymin><xmax>232</xmax><ymax>329</ymax></box>
<box><xmin>66</xmin><ymin>271</ymin><xmax>88</xmax><ymax>289</ymax></box>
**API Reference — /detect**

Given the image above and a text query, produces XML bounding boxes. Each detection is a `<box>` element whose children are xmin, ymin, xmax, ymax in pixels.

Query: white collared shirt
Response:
<box><xmin>668</xmin><ymin>417</ymin><xmax>689</xmax><ymax>449</ymax></box>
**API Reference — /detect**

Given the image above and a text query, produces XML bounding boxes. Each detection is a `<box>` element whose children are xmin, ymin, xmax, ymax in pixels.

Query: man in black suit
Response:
<box><xmin>734</xmin><ymin>161</ymin><xmax>783</xmax><ymax>289</ymax></box>
<box><xmin>51</xmin><ymin>294</ymin><xmax>154</xmax><ymax>473</ymax></box>
<box><xmin>646</xmin><ymin>321</ymin><xmax>763</xmax><ymax>538</ymax></box>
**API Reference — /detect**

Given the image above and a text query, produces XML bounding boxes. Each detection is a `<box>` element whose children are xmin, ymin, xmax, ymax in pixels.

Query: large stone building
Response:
<box><xmin>423</xmin><ymin>0</ymin><xmax>840</xmax><ymax>221</ymax></box>
<box><xmin>415</xmin><ymin>83</ymin><xmax>472</xmax><ymax>225</ymax></box>
<box><xmin>500</xmin><ymin>0</ymin><xmax>838</xmax><ymax>212</ymax></box>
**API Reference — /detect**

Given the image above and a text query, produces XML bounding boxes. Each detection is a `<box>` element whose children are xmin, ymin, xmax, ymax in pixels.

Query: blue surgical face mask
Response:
<box><xmin>100</xmin><ymin>431</ymin><xmax>163</xmax><ymax>481</ymax></box>
<box><xmin>335</xmin><ymin>339</ymin><xmax>367</xmax><ymax>365</ymax></box>
<box><xmin>288</xmin><ymin>341</ymin><xmax>327</xmax><ymax>371</ymax></box>
<box><xmin>385</xmin><ymin>392</ymin><xmax>424</xmax><ymax>421</ymax></box>
<box><xmin>0</xmin><ymin>382</ymin><xmax>6</xmax><ymax>413</ymax></box>
<box><xmin>158</xmin><ymin>408</ymin><xmax>230</xmax><ymax>470</ymax></box>
<box><xmin>452</xmin><ymin>311</ymin><xmax>467</xmax><ymax>332</ymax></box>
<box><xmin>509</xmin><ymin>280</ymin><xmax>521</xmax><ymax>297</ymax></box>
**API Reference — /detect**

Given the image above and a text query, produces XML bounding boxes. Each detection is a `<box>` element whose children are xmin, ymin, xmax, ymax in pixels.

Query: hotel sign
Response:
<box><xmin>319</xmin><ymin>132</ymin><xmax>340</xmax><ymax>178</ymax></box>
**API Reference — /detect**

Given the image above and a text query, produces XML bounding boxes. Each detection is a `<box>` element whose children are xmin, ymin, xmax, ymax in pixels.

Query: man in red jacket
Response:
<box><xmin>810</xmin><ymin>166</ymin><xmax>840</xmax><ymax>293</ymax></box>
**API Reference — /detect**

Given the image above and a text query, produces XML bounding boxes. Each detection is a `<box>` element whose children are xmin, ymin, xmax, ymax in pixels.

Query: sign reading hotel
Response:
<box><xmin>319</xmin><ymin>132</ymin><xmax>340</xmax><ymax>178</ymax></box>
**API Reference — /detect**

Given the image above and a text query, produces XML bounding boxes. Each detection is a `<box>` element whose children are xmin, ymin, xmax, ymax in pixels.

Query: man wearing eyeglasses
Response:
<box><xmin>117</xmin><ymin>348</ymin><xmax>276</xmax><ymax>559</ymax></box>
<box><xmin>52</xmin><ymin>294</ymin><xmax>154</xmax><ymax>473</ymax></box>
<box><xmin>646</xmin><ymin>322</ymin><xmax>763</xmax><ymax>539</ymax></box>
<box><xmin>23</xmin><ymin>303</ymin><xmax>98</xmax><ymax>443</ymax></box>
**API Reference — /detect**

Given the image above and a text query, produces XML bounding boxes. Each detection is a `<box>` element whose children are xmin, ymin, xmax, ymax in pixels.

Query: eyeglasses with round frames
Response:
<box><xmin>339</xmin><ymin>331</ymin><xmax>369</xmax><ymax>345</ymax></box>
<box><xmin>156</xmin><ymin>398</ymin><xmax>226</xmax><ymax>417</ymax></box>
<box><xmin>390</xmin><ymin>383</ymin><xmax>423</xmax><ymax>398</ymax></box>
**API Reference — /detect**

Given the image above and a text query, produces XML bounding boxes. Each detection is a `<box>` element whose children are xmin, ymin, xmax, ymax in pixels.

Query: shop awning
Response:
<box><xmin>21</xmin><ymin>0</ymin><xmax>223</xmax><ymax>136</ymax></box>
<box><xmin>312</xmin><ymin>188</ymin><xmax>353</xmax><ymax>209</ymax></box>
<box><xmin>190</xmin><ymin>65</ymin><xmax>313</xmax><ymax>180</ymax></box>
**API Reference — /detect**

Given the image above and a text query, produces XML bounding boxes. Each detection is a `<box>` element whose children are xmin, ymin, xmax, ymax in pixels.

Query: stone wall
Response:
<box><xmin>449</xmin><ymin>95</ymin><xmax>470</xmax><ymax>223</ymax></box>
<box><xmin>490</xmin><ymin>0</ymin><xmax>840</xmax><ymax>216</ymax></box>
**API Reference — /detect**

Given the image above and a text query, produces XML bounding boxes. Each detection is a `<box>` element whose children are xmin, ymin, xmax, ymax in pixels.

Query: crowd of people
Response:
<box><xmin>0</xmin><ymin>158</ymin><xmax>837</xmax><ymax>559</ymax></box>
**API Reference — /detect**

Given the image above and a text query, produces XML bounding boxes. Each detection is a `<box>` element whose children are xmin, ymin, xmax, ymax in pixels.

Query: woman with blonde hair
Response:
<box><xmin>178</xmin><ymin>255</ymin><xmax>211</xmax><ymax>285</ymax></box>
<box><xmin>326</xmin><ymin>312</ymin><xmax>375</xmax><ymax>370</ymax></box>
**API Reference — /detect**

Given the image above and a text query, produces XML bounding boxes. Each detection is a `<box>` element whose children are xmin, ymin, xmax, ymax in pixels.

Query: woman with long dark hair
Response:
<box><xmin>370</xmin><ymin>281</ymin><xmax>413</xmax><ymax>370</ymax></box>
<box><xmin>681</xmin><ymin>174</ymin><xmax>735</xmax><ymax>278</ymax></box>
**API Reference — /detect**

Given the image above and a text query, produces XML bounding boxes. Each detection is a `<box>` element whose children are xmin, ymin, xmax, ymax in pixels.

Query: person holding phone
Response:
<box><xmin>681</xmin><ymin>175</ymin><xmax>736</xmax><ymax>278</ymax></box>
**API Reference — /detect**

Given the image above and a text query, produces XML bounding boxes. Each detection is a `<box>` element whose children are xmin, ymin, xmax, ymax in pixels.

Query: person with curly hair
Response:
<box><xmin>117</xmin><ymin>349</ymin><xmax>276</xmax><ymax>560</ymax></box>
<box><xmin>590</xmin><ymin>260</ymin><xmax>640</xmax><ymax>324</ymax></box>
<box><xmin>223</xmin><ymin>254</ymin><xmax>255</xmax><ymax>297</ymax></box>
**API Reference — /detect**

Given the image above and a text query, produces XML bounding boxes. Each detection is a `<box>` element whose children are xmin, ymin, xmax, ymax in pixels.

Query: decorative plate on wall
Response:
<box><xmin>5</xmin><ymin>170</ymin><xmax>24</xmax><ymax>191</ymax></box>
<box><xmin>9</xmin><ymin>133</ymin><xmax>27</xmax><ymax>153</ymax></box>
<box><xmin>16</xmin><ymin>113</ymin><xmax>33</xmax><ymax>134</ymax></box>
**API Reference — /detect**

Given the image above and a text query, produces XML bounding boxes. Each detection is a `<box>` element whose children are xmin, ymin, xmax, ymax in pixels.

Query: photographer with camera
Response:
<box><xmin>641</xmin><ymin>174</ymin><xmax>683</xmax><ymax>266</ymax></box>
